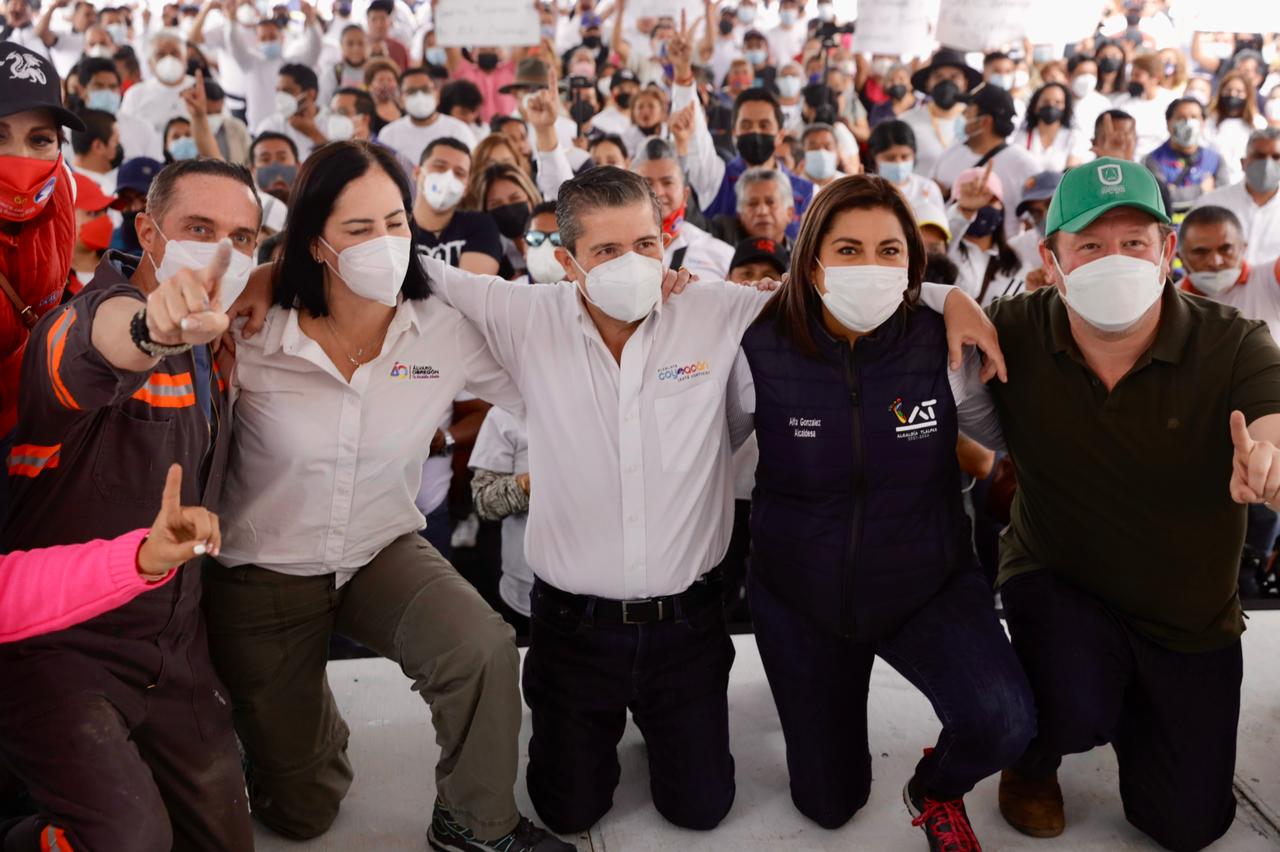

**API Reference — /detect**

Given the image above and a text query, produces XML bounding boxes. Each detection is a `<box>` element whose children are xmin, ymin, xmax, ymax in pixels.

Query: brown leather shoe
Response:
<box><xmin>998</xmin><ymin>768</ymin><xmax>1065</xmax><ymax>838</ymax></box>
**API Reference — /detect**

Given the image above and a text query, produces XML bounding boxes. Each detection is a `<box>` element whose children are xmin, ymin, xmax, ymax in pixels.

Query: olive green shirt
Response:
<box><xmin>989</xmin><ymin>284</ymin><xmax>1280</xmax><ymax>652</ymax></box>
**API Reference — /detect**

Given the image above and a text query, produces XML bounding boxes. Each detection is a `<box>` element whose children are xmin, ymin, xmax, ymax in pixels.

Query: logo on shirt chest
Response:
<box><xmin>657</xmin><ymin>360</ymin><xmax>711</xmax><ymax>382</ymax></box>
<box><xmin>390</xmin><ymin>361</ymin><xmax>441</xmax><ymax>380</ymax></box>
<box><xmin>890</xmin><ymin>396</ymin><xmax>938</xmax><ymax>441</ymax></box>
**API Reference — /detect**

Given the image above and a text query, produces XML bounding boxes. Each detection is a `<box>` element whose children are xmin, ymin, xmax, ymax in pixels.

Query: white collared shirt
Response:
<box><xmin>1197</xmin><ymin>257</ymin><xmax>1280</xmax><ymax>346</ymax></box>
<box><xmin>217</xmin><ymin>297</ymin><xmax>522</xmax><ymax>584</ymax></box>
<box><xmin>665</xmin><ymin>222</ymin><xmax>734</xmax><ymax>282</ymax></box>
<box><xmin>1193</xmin><ymin>182</ymin><xmax>1280</xmax><ymax>268</ymax></box>
<box><xmin>423</xmin><ymin>256</ymin><xmax>765</xmax><ymax>599</ymax></box>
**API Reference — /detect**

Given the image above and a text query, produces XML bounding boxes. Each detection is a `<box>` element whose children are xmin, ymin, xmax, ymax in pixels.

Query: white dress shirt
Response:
<box><xmin>666</xmin><ymin>222</ymin><xmax>734</xmax><ymax>281</ymax></box>
<box><xmin>1192</xmin><ymin>182</ymin><xmax>1280</xmax><ymax>268</ymax></box>
<box><xmin>254</xmin><ymin>107</ymin><xmax>332</xmax><ymax>162</ymax></box>
<box><xmin>1193</xmin><ymin>258</ymin><xmax>1280</xmax><ymax>346</ymax></box>
<box><xmin>217</xmin><ymin>297</ymin><xmax>522</xmax><ymax>584</ymax></box>
<box><xmin>1009</xmin><ymin>125</ymin><xmax>1092</xmax><ymax>172</ymax></box>
<box><xmin>376</xmin><ymin>113</ymin><xmax>478</xmax><ymax>164</ymax></box>
<box><xmin>1206</xmin><ymin>116</ymin><xmax>1267</xmax><ymax>187</ymax></box>
<box><xmin>1</xmin><ymin>24</ymin><xmax>51</xmax><ymax>60</ymax></box>
<box><xmin>469</xmin><ymin>406</ymin><xmax>535</xmax><ymax>616</ymax></box>
<box><xmin>422</xmin><ymin>255</ymin><xmax>766</xmax><ymax>599</ymax></box>
<box><xmin>118</xmin><ymin>75</ymin><xmax>196</xmax><ymax>133</ymax></box>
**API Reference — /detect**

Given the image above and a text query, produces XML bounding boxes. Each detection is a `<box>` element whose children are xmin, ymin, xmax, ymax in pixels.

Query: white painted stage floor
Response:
<box><xmin>256</xmin><ymin>613</ymin><xmax>1280</xmax><ymax>851</ymax></box>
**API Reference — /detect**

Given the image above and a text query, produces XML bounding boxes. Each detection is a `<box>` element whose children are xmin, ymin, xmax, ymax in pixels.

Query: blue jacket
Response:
<box><xmin>743</xmin><ymin>302</ymin><xmax>976</xmax><ymax>640</ymax></box>
<box><xmin>702</xmin><ymin>157</ymin><xmax>814</xmax><ymax>241</ymax></box>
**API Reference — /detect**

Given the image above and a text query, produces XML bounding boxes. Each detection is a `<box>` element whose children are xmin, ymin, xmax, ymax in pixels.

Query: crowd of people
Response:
<box><xmin>2</xmin><ymin>0</ymin><xmax>1280</xmax><ymax>850</ymax></box>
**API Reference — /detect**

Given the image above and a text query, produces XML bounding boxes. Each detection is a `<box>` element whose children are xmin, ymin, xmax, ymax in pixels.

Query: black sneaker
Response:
<box><xmin>904</xmin><ymin>778</ymin><xmax>982</xmax><ymax>852</ymax></box>
<box><xmin>427</xmin><ymin>802</ymin><xmax>574</xmax><ymax>852</ymax></box>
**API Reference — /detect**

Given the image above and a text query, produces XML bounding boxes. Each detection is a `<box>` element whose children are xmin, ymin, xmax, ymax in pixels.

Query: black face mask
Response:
<box><xmin>476</xmin><ymin>52</ymin><xmax>499</xmax><ymax>72</ymax></box>
<box><xmin>582</xmin><ymin>35</ymin><xmax>601</xmax><ymax>49</ymax></box>
<box><xmin>966</xmin><ymin>205</ymin><xmax>1003</xmax><ymax>238</ymax></box>
<box><xmin>636</xmin><ymin>122</ymin><xmax>661</xmax><ymax>136</ymax></box>
<box><xmin>718</xmin><ymin>19</ymin><xmax>734</xmax><ymax>35</ymax></box>
<box><xmin>886</xmin><ymin>83</ymin><xmax>908</xmax><ymax>101</ymax></box>
<box><xmin>569</xmin><ymin>98</ymin><xmax>596</xmax><ymax>125</ymax></box>
<box><xmin>1097</xmin><ymin>55</ymin><xmax>1122</xmax><ymax>74</ymax></box>
<box><xmin>490</xmin><ymin>201</ymin><xmax>531</xmax><ymax>240</ymax></box>
<box><xmin>1127</xmin><ymin>80</ymin><xmax>1145</xmax><ymax>98</ymax></box>
<box><xmin>1219</xmin><ymin>95</ymin><xmax>1245</xmax><ymax>116</ymax></box>
<box><xmin>615</xmin><ymin>92</ymin><xmax>632</xmax><ymax>109</ymax></box>
<box><xmin>736</xmin><ymin>132</ymin><xmax>775</xmax><ymax>166</ymax></box>
<box><xmin>1036</xmin><ymin>105</ymin><xmax>1064</xmax><ymax>125</ymax></box>
<box><xmin>109</xmin><ymin>143</ymin><xmax>125</xmax><ymax>169</ymax></box>
<box><xmin>930</xmin><ymin>80</ymin><xmax>960</xmax><ymax>110</ymax></box>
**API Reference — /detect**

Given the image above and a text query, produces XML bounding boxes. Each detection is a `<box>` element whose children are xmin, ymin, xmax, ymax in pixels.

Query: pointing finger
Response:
<box><xmin>1230</xmin><ymin>410</ymin><xmax>1254</xmax><ymax>454</ymax></box>
<box><xmin>159</xmin><ymin>463</ymin><xmax>183</xmax><ymax>520</ymax></box>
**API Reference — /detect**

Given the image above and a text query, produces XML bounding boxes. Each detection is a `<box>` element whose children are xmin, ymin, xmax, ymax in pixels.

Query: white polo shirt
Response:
<box><xmin>423</xmin><ymin>255</ymin><xmax>765</xmax><ymax>599</ymax></box>
<box><xmin>666</xmin><ymin>222</ymin><xmax>734</xmax><ymax>282</ymax></box>
<box><xmin>217</xmin><ymin>296</ymin><xmax>522</xmax><ymax>584</ymax></box>
<box><xmin>1192</xmin><ymin>182</ymin><xmax>1280</xmax><ymax>268</ymax></box>
<box><xmin>1189</xmin><ymin>257</ymin><xmax>1280</xmax><ymax>346</ymax></box>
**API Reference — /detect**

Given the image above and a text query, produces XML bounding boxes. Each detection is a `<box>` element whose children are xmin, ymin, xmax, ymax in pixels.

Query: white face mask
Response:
<box><xmin>320</xmin><ymin>235</ymin><xmax>412</xmax><ymax>307</ymax></box>
<box><xmin>275</xmin><ymin>90</ymin><xmax>299</xmax><ymax>119</ymax></box>
<box><xmin>154</xmin><ymin>55</ymin><xmax>186</xmax><ymax>85</ymax></box>
<box><xmin>86</xmin><ymin>44</ymin><xmax>115</xmax><ymax>59</ymax></box>
<box><xmin>805</xmin><ymin>149</ymin><xmax>837</xmax><ymax>180</ymax></box>
<box><xmin>325</xmin><ymin>112</ymin><xmax>355</xmax><ymax>141</ymax></box>
<box><xmin>404</xmin><ymin>91</ymin><xmax>437</xmax><ymax>120</ymax></box>
<box><xmin>1071</xmin><ymin>74</ymin><xmax>1096</xmax><ymax>99</ymax></box>
<box><xmin>421</xmin><ymin>169</ymin><xmax>466</xmax><ymax>211</ymax></box>
<box><xmin>818</xmin><ymin>262</ymin><xmax>908</xmax><ymax>333</ymax></box>
<box><xmin>206</xmin><ymin>112</ymin><xmax>225</xmax><ymax>134</ymax></box>
<box><xmin>151</xmin><ymin>231</ymin><xmax>255</xmax><ymax>309</ymax></box>
<box><xmin>1189</xmin><ymin>267</ymin><xmax>1240</xmax><ymax>297</ymax></box>
<box><xmin>988</xmin><ymin>72</ymin><xmax>1015</xmax><ymax>91</ymax></box>
<box><xmin>526</xmin><ymin>242</ymin><xmax>566</xmax><ymax>283</ymax></box>
<box><xmin>777</xmin><ymin>75</ymin><xmax>803</xmax><ymax>99</ymax></box>
<box><xmin>1052</xmin><ymin>251</ymin><xmax>1165</xmax><ymax>334</ymax></box>
<box><xmin>570</xmin><ymin>250</ymin><xmax>663</xmax><ymax>322</ymax></box>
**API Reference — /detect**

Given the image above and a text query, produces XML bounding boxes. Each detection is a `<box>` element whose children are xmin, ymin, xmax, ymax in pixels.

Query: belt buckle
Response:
<box><xmin>621</xmin><ymin>598</ymin><xmax>662</xmax><ymax>624</ymax></box>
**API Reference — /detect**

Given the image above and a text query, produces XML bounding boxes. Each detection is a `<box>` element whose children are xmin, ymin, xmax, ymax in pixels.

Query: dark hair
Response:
<box><xmin>76</xmin><ymin>57</ymin><xmax>120</xmax><ymax>86</ymax></box>
<box><xmin>867</xmin><ymin>119</ymin><xmax>917</xmax><ymax>157</ymax></box>
<box><xmin>531</xmin><ymin>200</ymin><xmax>558</xmax><ymax>218</ymax></box>
<box><xmin>439</xmin><ymin>79</ymin><xmax>483</xmax><ymax>114</ymax></box>
<box><xmin>71</xmin><ymin>108</ymin><xmax>115</xmax><ymax>155</ymax></box>
<box><xmin>556</xmin><ymin>165</ymin><xmax>661</xmax><ymax>254</ymax></box>
<box><xmin>366</xmin><ymin>0</ymin><xmax>393</xmax><ymax>15</ymax></box>
<box><xmin>334</xmin><ymin>86</ymin><xmax>376</xmax><ymax>121</ymax></box>
<box><xmin>258</xmin><ymin>229</ymin><xmax>285</xmax><ymax>264</ymax></box>
<box><xmin>341</xmin><ymin>23</ymin><xmax>364</xmax><ymax>38</ymax></box>
<box><xmin>801</xmin><ymin>122</ymin><xmax>835</xmax><ymax>144</ymax></box>
<box><xmin>1165</xmin><ymin>96</ymin><xmax>1204</xmax><ymax>123</ymax></box>
<box><xmin>732</xmin><ymin>87</ymin><xmax>784</xmax><ymax>133</ymax></box>
<box><xmin>1094</xmin><ymin>40</ymin><xmax>1128</xmax><ymax>91</ymax></box>
<box><xmin>203</xmin><ymin>78</ymin><xmax>225</xmax><ymax>101</ymax></box>
<box><xmin>982</xmin><ymin>51</ymin><xmax>1011</xmax><ymax>67</ymax></box>
<box><xmin>161</xmin><ymin>115</ymin><xmax>191</xmax><ymax>161</ymax></box>
<box><xmin>280</xmin><ymin>63</ymin><xmax>319</xmax><ymax>94</ymax></box>
<box><xmin>1179</xmin><ymin>204</ymin><xmax>1244</xmax><ymax>243</ymax></box>
<box><xmin>1093</xmin><ymin>108</ymin><xmax>1134</xmax><ymax>139</ymax></box>
<box><xmin>251</xmin><ymin>131</ymin><xmax>299</xmax><ymax>163</ymax></box>
<box><xmin>146</xmin><ymin>157</ymin><xmax>261</xmax><ymax>226</ymax></box>
<box><xmin>490</xmin><ymin>114</ymin><xmax>524</xmax><ymax>134</ymax></box>
<box><xmin>756</xmin><ymin>174</ymin><xmax>925</xmax><ymax>356</ymax></box>
<box><xmin>589</xmin><ymin>133</ymin><xmax>629</xmax><ymax>160</ymax></box>
<box><xmin>272</xmin><ymin>141</ymin><xmax>429</xmax><ymax>315</ymax></box>
<box><xmin>1025</xmin><ymin>82</ymin><xmax>1074</xmax><ymax>130</ymax></box>
<box><xmin>1066</xmin><ymin>54</ymin><xmax>1096</xmax><ymax>75</ymax></box>
<box><xmin>924</xmin><ymin>252</ymin><xmax>959</xmax><ymax>286</ymax></box>
<box><xmin>398</xmin><ymin>65</ymin><xmax>433</xmax><ymax>85</ymax></box>
<box><xmin>421</xmin><ymin>135</ymin><xmax>471</xmax><ymax>164</ymax></box>
<box><xmin>113</xmin><ymin>46</ymin><xmax>140</xmax><ymax>76</ymax></box>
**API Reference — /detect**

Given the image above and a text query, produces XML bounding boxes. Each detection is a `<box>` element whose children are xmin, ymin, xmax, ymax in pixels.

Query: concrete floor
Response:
<box><xmin>255</xmin><ymin>613</ymin><xmax>1280</xmax><ymax>851</ymax></box>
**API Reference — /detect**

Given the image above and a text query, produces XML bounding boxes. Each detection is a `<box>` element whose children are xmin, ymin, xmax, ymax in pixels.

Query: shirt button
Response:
<box><xmin>627</xmin><ymin>514</ymin><xmax>639</xmax><ymax>523</ymax></box>
<box><xmin>625</xmin><ymin>464</ymin><xmax>639</xmax><ymax>473</ymax></box>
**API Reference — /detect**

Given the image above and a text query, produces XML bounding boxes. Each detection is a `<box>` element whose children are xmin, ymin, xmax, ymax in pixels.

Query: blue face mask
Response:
<box><xmin>168</xmin><ymin>136</ymin><xmax>199</xmax><ymax>161</ymax></box>
<box><xmin>261</xmin><ymin>40</ymin><xmax>283</xmax><ymax>60</ymax></box>
<box><xmin>878</xmin><ymin>159</ymin><xmax>914</xmax><ymax>185</ymax></box>
<box><xmin>745</xmin><ymin>48</ymin><xmax>767</xmax><ymax>67</ymax></box>
<box><xmin>86</xmin><ymin>88</ymin><xmax>121</xmax><ymax>114</ymax></box>
<box><xmin>425</xmin><ymin>46</ymin><xmax>447</xmax><ymax>66</ymax></box>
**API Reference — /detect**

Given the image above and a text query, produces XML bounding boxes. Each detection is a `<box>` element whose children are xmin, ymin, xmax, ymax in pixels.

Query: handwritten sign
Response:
<box><xmin>850</xmin><ymin>0</ymin><xmax>933</xmax><ymax>58</ymax></box>
<box><xmin>935</xmin><ymin>0</ymin><xmax>1033</xmax><ymax>52</ymax></box>
<box><xmin>434</xmin><ymin>0</ymin><xmax>540</xmax><ymax>47</ymax></box>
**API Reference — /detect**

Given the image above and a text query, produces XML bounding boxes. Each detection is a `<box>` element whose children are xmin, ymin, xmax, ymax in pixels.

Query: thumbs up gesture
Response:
<box><xmin>146</xmin><ymin>241</ymin><xmax>233</xmax><ymax>347</ymax></box>
<box><xmin>137</xmin><ymin>465</ymin><xmax>221</xmax><ymax>579</ymax></box>
<box><xmin>1229</xmin><ymin>410</ymin><xmax>1280</xmax><ymax>505</ymax></box>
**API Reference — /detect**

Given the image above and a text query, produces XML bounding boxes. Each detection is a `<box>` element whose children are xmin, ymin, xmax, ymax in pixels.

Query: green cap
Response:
<box><xmin>1043</xmin><ymin>157</ymin><xmax>1170</xmax><ymax>236</ymax></box>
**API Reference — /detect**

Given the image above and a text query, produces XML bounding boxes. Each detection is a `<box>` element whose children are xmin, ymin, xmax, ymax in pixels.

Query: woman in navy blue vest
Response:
<box><xmin>741</xmin><ymin>175</ymin><xmax>1034</xmax><ymax>851</ymax></box>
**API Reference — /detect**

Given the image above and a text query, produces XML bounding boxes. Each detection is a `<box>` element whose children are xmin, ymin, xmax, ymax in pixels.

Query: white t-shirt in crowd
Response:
<box><xmin>1192</xmin><ymin>182</ymin><xmax>1280</xmax><ymax>268</ymax></box>
<box><xmin>376</xmin><ymin>113</ymin><xmax>478</xmax><ymax>165</ymax></box>
<box><xmin>889</xmin><ymin>172</ymin><xmax>946</xmax><ymax>211</ymax></box>
<box><xmin>118</xmin><ymin>75</ymin><xmax>196</xmax><ymax>133</ymax></box>
<box><xmin>1010</xmin><ymin>125</ymin><xmax>1092</xmax><ymax>172</ymax></box>
<box><xmin>46</xmin><ymin>23</ymin><xmax>86</xmax><ymax>77</ymax></box>
<box><xmin>1206</xmin><ymin>115</ymin><xmax>1267</xmax><ymax>187</ymax></box>
<box><xmin>591</xmin><ymin>104</ymin><xmax>632</xmax><ymax>137</ymax></box>
<box><xmin>1113</xmin><ymin>89</ymin><xmax>1177</xmax><ymax>158</ymax></box>
<box><xmin>1072</xmin><ymin>89</ymin><xmax>1112</xmax><ymax>142</ymax></box>
<box><xmin>254</xmin><ymin>107</ymin><xmax>332</xmax><ymax>162</ymax></box>
<box><xmin>469</xmin><ymin>406</ymin><xmax>534</xmax><ymax>617</ymax></box>
<box><xmin>901</xmin><ymin>104</ymin><xmax>961</xmax><ymax>180</ymax></box>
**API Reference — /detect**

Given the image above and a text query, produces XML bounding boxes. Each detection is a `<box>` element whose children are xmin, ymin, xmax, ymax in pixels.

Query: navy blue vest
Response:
<box><xmin>743</xmin><ymin>304</ymin><xmax>974</xmax><ymax>641</ymax></box>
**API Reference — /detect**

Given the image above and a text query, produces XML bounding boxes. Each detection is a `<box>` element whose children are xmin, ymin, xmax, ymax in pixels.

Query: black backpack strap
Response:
<box><xmin>974</xmin><ymin>142</ymin><xmax>1008</xmax><ymax>169</ymax></box>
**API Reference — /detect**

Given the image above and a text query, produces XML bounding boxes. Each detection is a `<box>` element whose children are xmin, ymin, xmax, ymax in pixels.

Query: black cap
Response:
<box><xmin>730</xmin><ymin>237</ymin><xmax>789</xmax><ymax>276</ymax></box>
<box><xmin>961</xmin><ymin>82</ymin><xmax>1016</xmax><ymax>122</ymax></box>
<box><xmin>910</xmin><ymin>48</ymin><xmax>983</xmax><ymax>93</ymax></box>
<box><xmin>0</xmin><ymin>42</ymin><xmax>85</xmax><ymax>131</ymax></box>
<box><xmin>610</xmin><ymin>69</ymin><xmax>638</xmax><ymax>90</ymax></box>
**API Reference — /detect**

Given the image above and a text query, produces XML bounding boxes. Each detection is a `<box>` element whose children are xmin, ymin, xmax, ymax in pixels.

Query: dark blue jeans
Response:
<box><xmin>1003</xmin><ymin>570</ymin><xmax>1241</xmax><ymax>852</ymax></box>
<box><xmin>749</xmin><ymin>569</ymin><xmax>1035</xmax><ymax>830</ymax></box>
<box><xmin>418</xmin><ymin>501</ymin><xmax>453</xmax><ymax>561</ymax></box>
<box><xmin>522</xmin><ymin>580</ymin><xmax>736</xmax><ymax>834</ymax></box>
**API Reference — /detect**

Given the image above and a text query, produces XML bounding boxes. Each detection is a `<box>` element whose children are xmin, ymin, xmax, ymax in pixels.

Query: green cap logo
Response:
<box><xmin>1044</xmin><ymin>157</ymin><xmax>1169</xmax><ymax>236</ymax></box>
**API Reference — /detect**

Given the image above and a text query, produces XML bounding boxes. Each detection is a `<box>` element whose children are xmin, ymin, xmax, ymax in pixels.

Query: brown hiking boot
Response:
<box><xmin>998</xmin><ymin>768</ymin><xmax>1065</xmax><ymax>838</ymax></box>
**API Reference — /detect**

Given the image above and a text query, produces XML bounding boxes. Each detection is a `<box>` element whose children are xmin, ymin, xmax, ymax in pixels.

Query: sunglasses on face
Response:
<box><xmin>524</xmin><ymin>229</ymin><xmax>562</xmax><ymax>247</ymax></box>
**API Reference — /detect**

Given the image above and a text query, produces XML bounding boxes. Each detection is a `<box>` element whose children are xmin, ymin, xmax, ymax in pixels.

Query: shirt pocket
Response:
<box><xmin>653</xmin><ymin>380</ymin><xmax>721</xmax><ymax>473</ymax></box>
<box><xmin>92</xmin><ymin>408</ymin><xmax>177</xmax><ymax>505</ymax></box>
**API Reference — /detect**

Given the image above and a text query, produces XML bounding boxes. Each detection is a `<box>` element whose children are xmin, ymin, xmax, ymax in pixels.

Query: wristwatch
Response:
<box><xmin>131</xmin><ymin>307</ymin><xmax>193</xmax><ymax>357</ymax></box>
<box><xmin>441</xmin><ymin>429</ymin><xmax>456</xmax><ymax>456</ymax></box>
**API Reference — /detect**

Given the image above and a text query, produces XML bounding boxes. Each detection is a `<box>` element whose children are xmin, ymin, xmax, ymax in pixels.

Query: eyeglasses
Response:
<box><xmin>524</xmin><ymin>229</ymin><xmax>561</xmax><ymax>247</ymax></box>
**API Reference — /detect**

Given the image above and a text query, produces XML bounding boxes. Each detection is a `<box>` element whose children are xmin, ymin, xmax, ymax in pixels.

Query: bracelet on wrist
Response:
<box><xmin>130</xmin><ymin>307</ymin><xmax>193</xmax><ymax>357</ymax></box>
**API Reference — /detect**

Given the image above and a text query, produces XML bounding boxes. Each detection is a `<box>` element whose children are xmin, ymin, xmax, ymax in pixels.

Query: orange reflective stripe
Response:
<box><xmin>41</xmin><ymin>823</ymin><xmax>72</xmax><ymax>851</ymax></box>
<box><xmin>212</xmin><ymin>359</ymin><xmax>226</xmax><ymax>392</ymax></box>
<box><xmin>6</xmin><ymin>443</ymin><xmax>61</xmax><ymax>478</ymax></box>
<box><xmin>45</xmin><ymin>309</ymin><xmax>81</xmax><ymax>411</ymax></box>
<box><xmin>132</xmin><ymin>372</ymin><xmax>197</xmax><ymax>408</ymax></box>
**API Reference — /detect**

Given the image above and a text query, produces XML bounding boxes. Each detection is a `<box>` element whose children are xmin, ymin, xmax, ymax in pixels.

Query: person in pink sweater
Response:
<box><xmin>0</xmin><ymin>464</ymin><xmax>219</xmax><ymax>643</ymax></box>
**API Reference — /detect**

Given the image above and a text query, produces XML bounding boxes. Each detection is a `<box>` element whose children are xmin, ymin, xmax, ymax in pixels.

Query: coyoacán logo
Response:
<box><xmin>657</xmin><ymin>361</ymin><xmax>710</xmax><ymax>382</ymax></box>
<box><xmin>1097</xmin><ymin>163</ymin><xmax>1126</xmax><ymax>196</ymax></box>
<box><xmin>389</xmin><ymin>361</ymin><xmax>440</xmax><ymax>380</ymax></box>
<box><xmin>890</xmin><ymin>397</ymin><xmax>938</xmax><ymax>440</ymax></box>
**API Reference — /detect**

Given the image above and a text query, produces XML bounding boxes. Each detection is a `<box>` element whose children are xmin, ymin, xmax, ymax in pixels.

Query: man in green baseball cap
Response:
<box><xmin>918</xmin><ymin>155</ymin><xmax>1280</xmax><ymax>848</ymax></box>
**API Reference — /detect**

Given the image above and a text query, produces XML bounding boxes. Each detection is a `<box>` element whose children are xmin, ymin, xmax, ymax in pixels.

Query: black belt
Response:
<box><xmin>534</xmin><ymin>571</ymin><xmax>722</xmax><ymax>625</ymax></box>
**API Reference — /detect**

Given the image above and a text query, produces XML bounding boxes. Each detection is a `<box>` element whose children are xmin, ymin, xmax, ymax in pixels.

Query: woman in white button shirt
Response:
<box><xmin>206</xmin><ymin>140</ymin><xmax>570</xmax><ymax>852</ymax></box>
<box><xmin>1010</xmin><ymin>83</ymin><xmax>1090</xmax><ymax>172</ymax></box>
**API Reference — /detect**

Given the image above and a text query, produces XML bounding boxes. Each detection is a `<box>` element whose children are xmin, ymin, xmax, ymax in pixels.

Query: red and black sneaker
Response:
<box><xmin>903</xmin><ymin>778</ymin><xmax>982</xmax><ymax>852</ymax></box>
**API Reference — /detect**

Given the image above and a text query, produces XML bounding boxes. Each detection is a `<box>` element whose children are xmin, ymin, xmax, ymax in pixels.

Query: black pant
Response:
<box><xmin>522</xmin><ymin>580</ymin><xmax>736</xmax><ymax>834</ymax></box>
<box><xmin>750</xmin><ymin>569</ymin><xmax>1035</xmax><ymax>829</ymax></box>
<box><xmin>1002</xmin><ymin>570</ymin><xmax>1242</xmax><ymax>852</ymax></box>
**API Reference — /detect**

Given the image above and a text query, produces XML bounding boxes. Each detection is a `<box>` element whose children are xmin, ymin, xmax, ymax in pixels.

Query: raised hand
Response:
<box><xmin>182</xmin><ymin>68</ymin><xmax>208</xmax><ymax>117</ymax></box>
<box><xmin>1229</xmin><ymin>410</ymin><xmax>1280</xmax><ymax>505</ymax></box>
<box><xmin>137</xmin><ymin>464</ymin><xmax>221</xmax><ymax>578</ymax></box>
<box><xmin>668</xmin><ymin>9</ymin><xmax>695</xmax><ymax>82</ymax></box>
<box><xmin>147</xmin><ymin>241</ymin><xmax>232</xmax><ymax>346</ymax></box>
<box><xmin>668</xmin><ymin>101</ymin><xmax>696</xmax><ymax>154</ymax></box>
<box><xmin>954</xmin><ymin>160</ymin><xmax>996</xmax><ymax>215</ymax></box>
